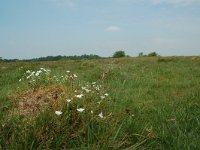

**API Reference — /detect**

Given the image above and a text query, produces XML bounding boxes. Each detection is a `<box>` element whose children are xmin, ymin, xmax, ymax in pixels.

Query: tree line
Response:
<box><xmin>0</xmin><ymin>51</ymin><xmax>160</xmax><ymax>62</ymax></box>
<box><xmin>0</xmin><ymin>54</ymin><xmax>101</xmax><ymax>62</ymax></box>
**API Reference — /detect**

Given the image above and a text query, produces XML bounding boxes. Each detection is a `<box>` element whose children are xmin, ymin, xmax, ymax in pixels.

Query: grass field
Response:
<box><xmin>0</xmin><ymin>56</ymin><xmax>200</xmax><ymax>149</ymax></box>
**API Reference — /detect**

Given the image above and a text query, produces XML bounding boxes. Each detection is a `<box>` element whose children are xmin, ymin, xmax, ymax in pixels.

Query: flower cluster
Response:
<box><xmin>20</xmin><ymin>68</ymin><xmax>111</xmax><ymax>120</ymax></box>
<box><xmin>55</xmin><ymin>78</ymin><xmax>111</xmax><ymax>119</ymax></box>
<box><xmin>19</xmin><ymin>68</ymin><xmax>79</xmax><ymax>88</ymax></box>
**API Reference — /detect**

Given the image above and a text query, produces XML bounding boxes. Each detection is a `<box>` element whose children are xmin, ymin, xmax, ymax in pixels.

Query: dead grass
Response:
<box><xmin>11</xmin><ymin>85</ymin><xmax>65</xmax><ymax>117</ymax></box>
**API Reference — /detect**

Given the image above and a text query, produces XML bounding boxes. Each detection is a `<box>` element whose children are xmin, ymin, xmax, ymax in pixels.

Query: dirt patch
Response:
<box><xmin>12</xmin><ymin>85</ymin><xmax>65</xmax><ymax>117</ymax></box>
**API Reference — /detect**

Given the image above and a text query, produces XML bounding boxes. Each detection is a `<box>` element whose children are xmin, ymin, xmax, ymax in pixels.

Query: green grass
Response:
<box><xmin>0</xmin><ymin>56</ymin><xmax>200</xmax><ymax>149</ymax></box>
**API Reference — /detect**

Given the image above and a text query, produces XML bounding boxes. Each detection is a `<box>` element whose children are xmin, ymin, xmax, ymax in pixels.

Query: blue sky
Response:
<box><xmin>0</xmin><ymin>0</ymin><xmax>200</xmax><ymax>59</ymax></box>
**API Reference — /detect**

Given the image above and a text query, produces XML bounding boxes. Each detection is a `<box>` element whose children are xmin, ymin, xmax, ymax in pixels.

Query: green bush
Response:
<box><xmin>147</xmin><ymin>52</ymin><xmax>158</xmax><ymax>57</ymax></box>
<box><xmin>138</xmin><ymin>52</ymin><xmax>144</xmax><ymax>57</ymax></box>
<box><xmin>113</xmin><ymin>51</ymin><xmax>125</xmax><ymax>58</ymax></box>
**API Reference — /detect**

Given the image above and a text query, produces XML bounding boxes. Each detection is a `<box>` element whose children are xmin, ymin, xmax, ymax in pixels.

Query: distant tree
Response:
<box><xmin>138</xmin><ymin>52</ymin><xmax>144</xmax><ymax>57</ymax></box>
<box><xmin>113</xmin><ymin>50</ymin><xmax>125</xmax><ymax>58</ymax></box>
<box><xmin>147</xmin><ymin>52</ymin><xmax>158</xmax><ymax>57</ymax></box>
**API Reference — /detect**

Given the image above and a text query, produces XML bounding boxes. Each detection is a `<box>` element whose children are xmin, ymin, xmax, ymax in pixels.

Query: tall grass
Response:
<box><xmin>0</xmin><ymin>56</ymin><xmax>200</xmax><ymax>149</ymax></box>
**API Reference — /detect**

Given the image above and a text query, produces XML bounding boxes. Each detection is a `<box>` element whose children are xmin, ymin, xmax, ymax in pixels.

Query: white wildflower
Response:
<box><xmin>81</xmin><ymin>87</ymin><xmax>87</xmax><ymax>90</ymax></box>
<box><xmin>40</xmin><ymin>68</ymin><xmax>46</xmax><ymax>71</ymax></box>
<box><xmin>77</xmin><ymin>108</ymin><xmax>85</xmax><ymax>112</ymax></box>
<box><xmin>92</xmin><ymin>82</ymin><xmax>96</xmax><ymax>85</ymax></box>
<box><xmin>35</xmin><ymin>70</ymin><xmax>42</xmax><ymax>76</ymax></box>
<box><xmin>85</xmin><ymin>89</ymin><xmax>91</xmax><ymax>93</ymax></box>
<box><xmin>104</xmin><ymin>93</ymin><xmax>109</xmax><ymax>96</ymax></box>
<box><xmin>55</xmin><ymin>111</ymin><xmax>63</xmax><ymax>116</ymax></box>
<box><xmin>100</xmin><ymin>95</ymin><xmax>105</xmax><ymax>99</ymax></box>
<box><xmin>98</xmin><ymin>112</ymin><xmax>104</xmax><ymax>118</ymax></box>
<box><xmin>82</xmin><ymin>87</ymin><xmax>91</xmax><ymax>93</ymax></box>
<box><xmin>96</xmin><ymin>86</ymin><xmax>100</xmax><ymax>91</ymax></box>
<box><xmin>76</xmin><ymin>94</ymin><xmax>84</xmax><ymax>99</ymax></box>
<box><xmin>29</xmin><ymin>71</ymin><xmax>35</xmax><ymax>77</ymax></box>
<box><xmin>66</xmin><ymin>99</ymin><xmax>71</xmax><ymax>103</ymax></box>
<box><xmin>73</xmin><ymin>74</ymin><xmax>78</xmax><ymax>78</ymax></box>
<box><xmin>26</xmin><ymin>70</ymin><xmax>31</xmax><ymax>74</ymax></box>
<box><xmin>19</xmin><ymin>79</ymin><xmax>22</xmax><ymax>82</ymax></box>
<box><xmin>66</xmin><ymin>70</ymin><xmax>70</xmax><ymax>73</ymax></box>
<box><xmin>91</xmin><ymin>110</ymin><xmax>93</xmax><ymax>114</ymax></box>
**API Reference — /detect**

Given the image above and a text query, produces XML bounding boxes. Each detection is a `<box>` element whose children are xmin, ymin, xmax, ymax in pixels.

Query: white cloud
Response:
<box><xmin>151</xmin><ymin>0</ymin><xmax>200</xmax><ymax>5</ymax></box>
<box><xmin>106</xmin><ymin>26</ymin><xmax>120</xmax><ymax>32</ymax></box>
<box><xmin>115</xmin><ymin>0</ymin><xmax>200</xmax><ymax>5</ymax></box>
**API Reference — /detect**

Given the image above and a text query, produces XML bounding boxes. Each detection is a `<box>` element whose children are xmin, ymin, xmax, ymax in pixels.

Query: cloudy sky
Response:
<box><xmin>0</xmin><ymin>0</ymin><xmax>200</xmax><ymax>59</ymax></box>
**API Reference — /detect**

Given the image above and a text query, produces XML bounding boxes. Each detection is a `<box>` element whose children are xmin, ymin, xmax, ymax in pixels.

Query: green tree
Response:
<box><xmin>147</xmin><ymin>52</ymin><xmax>158</xmax><ymax>57</ymax></box>
<box><xmin>113</xmin><ymin>50</ymin><xmax>125</xmax><ymax>58</ymax></box>
<box><xmin>138</xmin><ymin>52</ymin><xmax>144</xmax><ymax>57</ymax></box>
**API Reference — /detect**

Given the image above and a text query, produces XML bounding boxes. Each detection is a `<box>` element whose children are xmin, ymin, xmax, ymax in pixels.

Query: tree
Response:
<box><xmin>113</xmin><ymin>50</ymin><xmax>125</xmax><ymax>58</ymax></box>
<box><xmin>138</xmin><ymin>52</ymin><xmax>144</xmax><ymax>57</ymax></box>
<box><xmin>147</xmin><ymin>52</ymin><xmax>158</xmax><ymax>57</ymax></box>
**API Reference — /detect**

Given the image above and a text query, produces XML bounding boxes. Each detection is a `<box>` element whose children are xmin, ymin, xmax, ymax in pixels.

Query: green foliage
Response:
<box><xmin>1</xmin><ymin>54</ymin><xmax>101</xmax><ymax>62</ymax></box>
<box><xmin>138</xmin><ymin>52</ymin><xmax>144</xmax><ymax>57</ymax></box>
<box><xmin>113</xmin><ymin>50</ymin><xmax>126</xmax><ymax>58</ymax></box>
<box><xmin>147</xmin><ymin>52</ymin><xmax>158</xmax><ymax>57</ymax></box>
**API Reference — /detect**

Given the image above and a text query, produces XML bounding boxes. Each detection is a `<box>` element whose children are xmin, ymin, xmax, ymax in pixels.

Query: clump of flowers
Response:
<box><xmin>19</xmin><ymin>68</ymin><xmax>112</xmax><ymax>121</ymax></box>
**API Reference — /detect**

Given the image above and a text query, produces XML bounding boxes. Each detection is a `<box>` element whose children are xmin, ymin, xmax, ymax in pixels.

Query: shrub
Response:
<box><xmin>147</xmin><ymin>52</ymin><xmax>158</xmax><ymax>57</ymax></box>
<box><xmin>138</xmin><ymin>52</ymin><xmax>144</xmax><ymax>57</ymax></box>
<box><xmin>113</xmin><ymin>51</ymin><xmax>125</xmax><ymax>58</ymax></box>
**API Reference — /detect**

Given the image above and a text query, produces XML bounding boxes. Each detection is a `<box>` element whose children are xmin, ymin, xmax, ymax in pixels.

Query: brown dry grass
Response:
<box><xmin>11</xmin><ymin>85</ymin><xmax>65</xmax><ymax>117</ymax></box>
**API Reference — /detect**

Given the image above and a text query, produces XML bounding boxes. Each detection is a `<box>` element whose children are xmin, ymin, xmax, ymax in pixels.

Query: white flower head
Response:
<box><xmin>19</xmin><ymin>79</ymin><xmax>22</xmax><ymax>82</ymax></box>
<box><xmin>98</xmin><ymin>112</ymin><xmax>104</xmax><ymax>119</ymax></box>
<box><xmin>100</xmin><ymin>95</ymin><xmax>105</xmax><ymax>99</ymax></box>
<box><xmin>104</xmin><ymin>93</ymin><xmax>109</xmax><ymax>96</ymax></box>
<box><xmin>66</xmin><ymin>70</ymin><xmax>70</xmax><ymax>73</ymax></box>
<box><xmin>55</xmin><ymin>111</ymin><xmax>63</xmax><ymax>116</ymax></box>
<box><xmin>73</xmin><ymin>74</ymin><xmax>78</xmax><ymax>78</ymax></box>
<box><xmin>81</xmin><ymin>87</ymin><xmax>86</xmax><ymax>90</ymax></box>
<box><xmin>26</xmin><ymin>70</ymin><xmax>31</xmax><ymax>74</ymax></box>
<box><xmin>76</xmin><ymin>94</ymin><xmax>84</xmax><ymax>99</ymax></box>
<box><xmin>92</xmin><ymin>82</ymin><xmax>96</xmax><ymax>85</ymax></box>
<box><xmin>82</xmin><ymin>87</ymin><xmax>91</xmax><ymax>93</ymax></box>
<box><xmin>77</xmin><ymin>108</ymin><xmax>85</xmax><ymax>112</ymax></box>
<box><xmin>96</xmin><ymin>86</ymin><xmax>100</xmax><ymax>91</ymax></box>
<box><xmin>85</xmin><ymin>89</ymin><xmax>91</xmax><ymax>93</ymax></box>
<box><xmin>35</xmin><ymin>71</ymin><xmax>41</xmax><ymax>76</ymax></box>
<box><xmin>66</xmin><ymin>99</ymin><xmax>71</xmax><ymax>103</ymax></box>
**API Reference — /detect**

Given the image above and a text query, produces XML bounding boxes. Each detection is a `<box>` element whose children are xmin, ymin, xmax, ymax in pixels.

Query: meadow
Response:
<box><xmin>0</xmin><ymin>56</ymin><xmax>200</xmax><ymax>149</ymax></box>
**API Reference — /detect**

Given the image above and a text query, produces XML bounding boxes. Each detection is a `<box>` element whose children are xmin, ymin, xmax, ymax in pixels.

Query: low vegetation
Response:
<box><xmin>113</xmin><ymin>51</ymin><xmax>126</xmax><ymax>58</ymax></box>
<box><xmin>0</xmin><ymin>56</ymin><xmax>200</xmax><ymax>149</ymax></box>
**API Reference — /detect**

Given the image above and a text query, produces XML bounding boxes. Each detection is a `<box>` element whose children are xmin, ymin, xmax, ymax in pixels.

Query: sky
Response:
<box><xmin>0</xmin><ymin>0</ymin><xmax>200</xmax><ymax>59</ymax></box>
